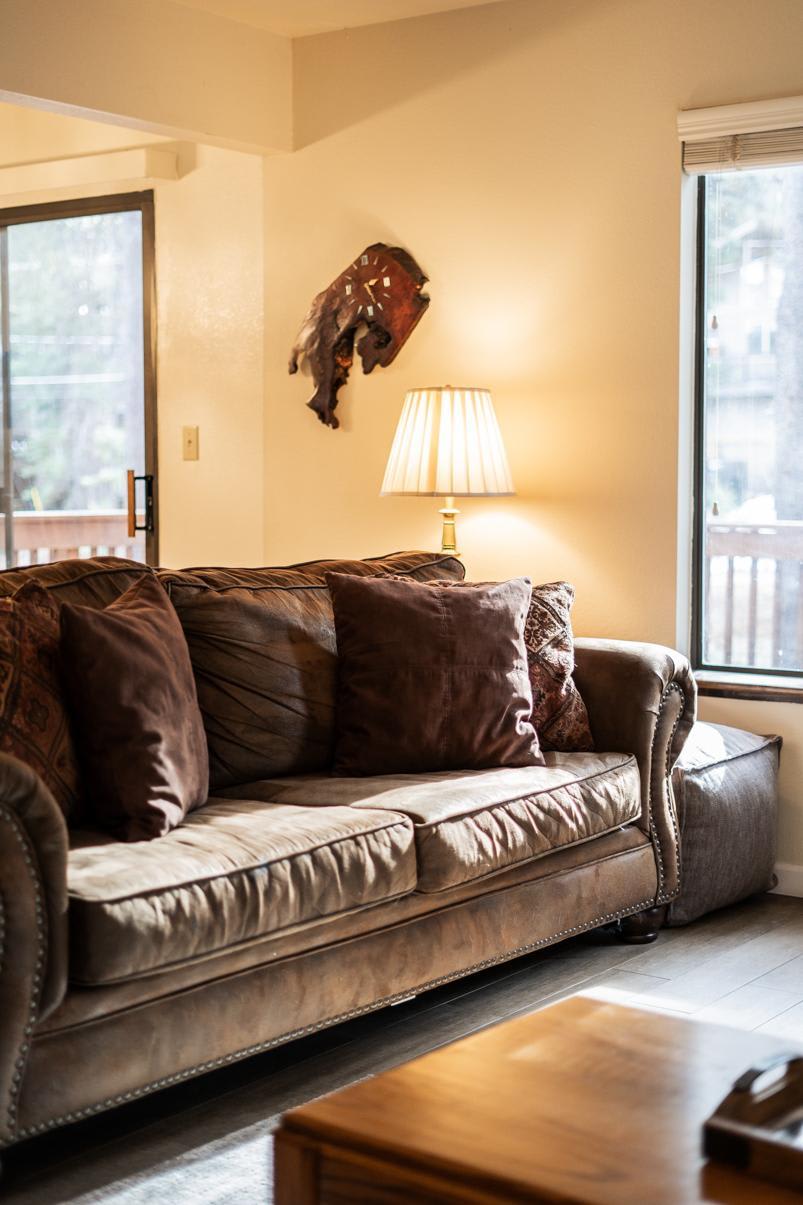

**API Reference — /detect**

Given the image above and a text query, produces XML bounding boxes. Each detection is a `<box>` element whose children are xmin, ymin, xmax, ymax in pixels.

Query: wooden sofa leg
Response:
<box><xmin>617</xmin><ymin>906</ymin><xmax>667</xmax><ymax>944</ymax></box>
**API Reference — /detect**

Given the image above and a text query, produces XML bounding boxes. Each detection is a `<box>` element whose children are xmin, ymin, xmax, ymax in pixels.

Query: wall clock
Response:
<box><xmin>289</xmin><ymin>243</ymin><xmax>429</xmax><ymax>429</ymax></box>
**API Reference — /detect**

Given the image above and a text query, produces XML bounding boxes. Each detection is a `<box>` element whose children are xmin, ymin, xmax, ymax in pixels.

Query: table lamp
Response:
<box><xmin>381</xmin><ymin>386</ymin><xmax>514</xmax><ymax>555</ymax></box>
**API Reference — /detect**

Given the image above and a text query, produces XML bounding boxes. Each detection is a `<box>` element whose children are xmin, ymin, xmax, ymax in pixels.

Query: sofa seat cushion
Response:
<box><xmin>67</xmin><ymin>799</ymin><xmax>416</xmax><ymax>985</ymax></box>
<box><xmin>222</xmin><ymin>752</ymin><xmax>641</xmax><ymax>893</ymax></box>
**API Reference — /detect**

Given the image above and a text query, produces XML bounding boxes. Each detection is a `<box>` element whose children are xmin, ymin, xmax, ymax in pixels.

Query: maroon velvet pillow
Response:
<box><xmin>0</xmin><ymin>581</ymin><xmax>81</xmax><ymax>819</ymax></box>
<box><xmin>61</xmin><ymin>574</ymin><xmax>209</xmax><ymax>841</ymax></box>
<box><xmin>524</xmin><ymin>582</ymin><xmax>594</xmax><ymax>752</ymax></box>
<box><xmin>326</xmin><ymin>572</ymin><xmax>543</xmax><ymax>776</ymax></box>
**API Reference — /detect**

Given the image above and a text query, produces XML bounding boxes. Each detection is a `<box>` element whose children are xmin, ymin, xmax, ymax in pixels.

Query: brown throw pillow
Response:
<box><xmin>326</xmin><ymin>572</ymin><xmax>543</xmax><ymax>776</ymax></box>
<box><xmin>61</xmin><ymin>574</ymin><xmax>209</xmax><ymax>841</ymax></box>
<box><xmin>0</xmin><ymin>581</ymin><xmax>81</xmax><ymax>819</ymax></box>
<box><xmin>525</xmin><ymin>582</ymin><xmax>593</xmax><ymax>752</ymax></box>
<box><xmin>424</xmin><ymin>577</ymin><xmax>594</xmax><ymax>753</ymax></box>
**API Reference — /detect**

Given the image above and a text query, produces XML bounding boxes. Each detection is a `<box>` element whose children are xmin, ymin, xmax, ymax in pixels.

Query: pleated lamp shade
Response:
<box><xmin>381</xmin><ymin>387</ymin><xmax>514</xmax><ymax>497</ymax></box>
<box><xmin>381</xmin><ymin>387</ymin><xmax>513</xmax><ymax>556</ymax></box>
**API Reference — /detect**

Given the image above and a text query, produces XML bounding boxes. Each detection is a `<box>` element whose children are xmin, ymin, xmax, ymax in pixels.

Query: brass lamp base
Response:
<box><xmin>439</xmin><ymin>496</ymin><xmax>460</xmax><ymax>557</ymax></box>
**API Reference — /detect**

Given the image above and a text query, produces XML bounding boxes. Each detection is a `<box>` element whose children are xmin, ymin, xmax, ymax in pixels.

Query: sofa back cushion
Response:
<box><xmin>0</xmin><ymin>556</ymin><xmax>153</xmax><ymax>609</ymax></box>
<box><xmin>159</xmin><ymin>552</ymin><xmax>464</xmax><ymax>789</ymax></box>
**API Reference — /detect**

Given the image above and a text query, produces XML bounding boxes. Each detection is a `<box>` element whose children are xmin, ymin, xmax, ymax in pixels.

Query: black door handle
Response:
<box><xmin>126</xmin><ymin>470</ymin><xmax>155</xmax><ymax>537</ymax></box>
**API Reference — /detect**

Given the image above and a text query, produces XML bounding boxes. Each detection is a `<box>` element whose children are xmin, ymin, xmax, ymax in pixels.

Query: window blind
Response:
<box><xmin>678</xmin><ymin>95</ymin><xmax>803</xmax><ymax>174</ymax></box>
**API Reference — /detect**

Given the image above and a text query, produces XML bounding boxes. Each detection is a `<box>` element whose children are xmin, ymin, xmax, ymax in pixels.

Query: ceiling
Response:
<box><xmin>172</xmin><ymin>0</ymin><xmax>507</xmax><ymax>38</ymax></box>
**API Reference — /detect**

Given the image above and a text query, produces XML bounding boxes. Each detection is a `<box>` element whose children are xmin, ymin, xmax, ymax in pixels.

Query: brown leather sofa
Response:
<box><xmin>0</xmin><ymin>550</ymin><xmax>696</xmax><ymax>1153</ymax></box>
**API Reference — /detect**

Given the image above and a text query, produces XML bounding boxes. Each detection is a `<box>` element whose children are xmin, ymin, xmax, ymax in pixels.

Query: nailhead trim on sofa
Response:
<box><xmin>648</xmin><ymin>683</ymin><xmax>685</xmax><ymax>903</ymax></box>
<box><xmin>0</xmin><ymin>806</ymin><xmax>47</xmax><ymax>1142</ymax></box>
<box><xmin>663</xmin><ymin>686</ymin><xmax>684</xmax><ymax>896</ymax></box>
<box><xmin>12</xmin><ymin>891</ymin><xmax>657</xmax><ymax>1142</ymax></box>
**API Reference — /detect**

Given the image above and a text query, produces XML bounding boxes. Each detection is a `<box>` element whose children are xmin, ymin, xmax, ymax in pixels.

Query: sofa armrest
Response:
<box><xmin>573</xmin><ymin>639</ymin><xmax>697</xmax><ymax>903</ymax></box>
<box><xmin>0</xmin><ymin>754</ymin><xmax>68</xmax><ymax>1145</ymax></box>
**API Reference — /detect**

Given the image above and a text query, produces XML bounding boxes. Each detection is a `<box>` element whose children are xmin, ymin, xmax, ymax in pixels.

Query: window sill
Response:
<box><xmin>695</xmin><ymin>670</ymin><xmax>803</xmax><ymax>705</ymax></box>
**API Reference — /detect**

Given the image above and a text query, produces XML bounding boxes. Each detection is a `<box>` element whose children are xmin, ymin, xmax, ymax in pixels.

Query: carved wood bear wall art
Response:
<box><xmin>288</xmin><ymin>243</ymin><xmax>430</xmax><ymax>429</ymax></box>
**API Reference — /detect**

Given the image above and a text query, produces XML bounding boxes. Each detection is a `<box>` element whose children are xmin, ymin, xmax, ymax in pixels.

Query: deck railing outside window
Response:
<box><xmin>704</xmin><ymin>520</ymin><xmax>803</xmax><ymax>671</ymax></box>
<box><xmin>3</xmin><ymin>510</ymin><xmax>142</xmax><ymax>568</ymax></box>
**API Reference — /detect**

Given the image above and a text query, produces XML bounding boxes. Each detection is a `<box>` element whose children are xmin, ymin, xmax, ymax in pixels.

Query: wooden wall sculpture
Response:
<box><xmin>289</xmin><ymin>243</ymin><xmax>429</xmax><ymax>428</ymax></box>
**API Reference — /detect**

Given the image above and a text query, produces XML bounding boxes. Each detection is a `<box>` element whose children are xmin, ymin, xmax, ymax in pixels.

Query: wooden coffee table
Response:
<box><xmin>274</xmin><ymin>994</ymin><xmax>803</xmax><ymax>1204</ymax></box>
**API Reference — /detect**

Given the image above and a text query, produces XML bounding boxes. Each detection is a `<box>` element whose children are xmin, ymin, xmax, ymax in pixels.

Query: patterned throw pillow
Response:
<box><xmin>0</xmin><ymin>580</ymin><xmax>81</xmax><ymax>819</ymax></box>
<box><xmin>525</xmin><ymin>582</ymin><xmax>594</xmax><ymax>752</ymax></box>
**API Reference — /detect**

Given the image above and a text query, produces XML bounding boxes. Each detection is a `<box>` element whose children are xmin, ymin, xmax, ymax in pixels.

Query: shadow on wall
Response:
<box><xmin>292</xmin><ymin>0</ymin><xmax>629</xmax><ymax>147</ymax></box>
<box><xmin>161</xmin><ymin>141</ymin><xmax>198</xmax><ymax>178</ymax></box>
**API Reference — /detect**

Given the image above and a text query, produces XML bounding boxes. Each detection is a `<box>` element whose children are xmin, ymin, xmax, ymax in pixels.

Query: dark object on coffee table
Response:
<box><xmin>704</xmin><ymin>1052</ymin><xmax>803</xmax><ymax>1191</ymax></box>
<box><xmin>288</xmin><ymin>243</ymin><xmax>429</xmax><ymax>428</ymax></box>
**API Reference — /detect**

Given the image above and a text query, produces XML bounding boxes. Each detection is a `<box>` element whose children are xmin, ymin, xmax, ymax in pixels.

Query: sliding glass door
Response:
<box><xmin>0</xmin><ymin>192</ymin><xmax>157</xmax><ymax>568</ymax></box>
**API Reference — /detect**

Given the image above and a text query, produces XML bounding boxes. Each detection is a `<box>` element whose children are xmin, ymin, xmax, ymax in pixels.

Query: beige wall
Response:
<box><xmin>263</xmin><ymin>0</ymin><xmax>803</xmax><ymax>868</ymax></box>
<box><xmin>0</xmin><ymin>104</ymin><xmax>163</xmax><ymax>163</ymax></box>
<box><xmin>0</xmin><ymin>104</ymin><xmax>265</xmax><ymax>567</ymax></box>
<box><xmin>155</xmin><ymin>142</ymin><xmax>264</xmax><ymax>566</ymax></box>
<box><xmin>0</xmin><ymin>0</ymin><xmax>291</xmax><ymax>152</ymax></box>
<box><xmin>698</xmin><ymin>697</ymin><xmax>803</xmax><ymax>877</ymax></box>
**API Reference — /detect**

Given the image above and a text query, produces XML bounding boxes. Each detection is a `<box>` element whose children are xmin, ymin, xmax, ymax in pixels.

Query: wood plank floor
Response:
<box><xmin>4</xmin><ymin>893</ymin><xmax>803</xmax><ymax>1204</ymax></box>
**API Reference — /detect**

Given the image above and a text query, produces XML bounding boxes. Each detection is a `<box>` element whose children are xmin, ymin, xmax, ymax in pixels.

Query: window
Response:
<box><xmin>0</xmin><ymin>192</ymin><xmax>157</xmax><ymax>567</ymax></box>
<box><xmin>693</xmin><ymin>166</ymin><xmax>803</xmax><ymax>676</ymax></box>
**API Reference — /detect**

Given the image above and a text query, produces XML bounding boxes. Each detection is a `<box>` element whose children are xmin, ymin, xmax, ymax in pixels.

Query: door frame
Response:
<box><xmin>0</xmin><ymin>190</ymin><xmax>158</xmax><ymax>564</ymax></box>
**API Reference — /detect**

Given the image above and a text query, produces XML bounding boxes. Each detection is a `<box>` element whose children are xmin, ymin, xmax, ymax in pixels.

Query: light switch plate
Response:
<box><xmin>182</xmin><ymin>425</ymin><xmax>199</xmax><ymax>461</ymax></box>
